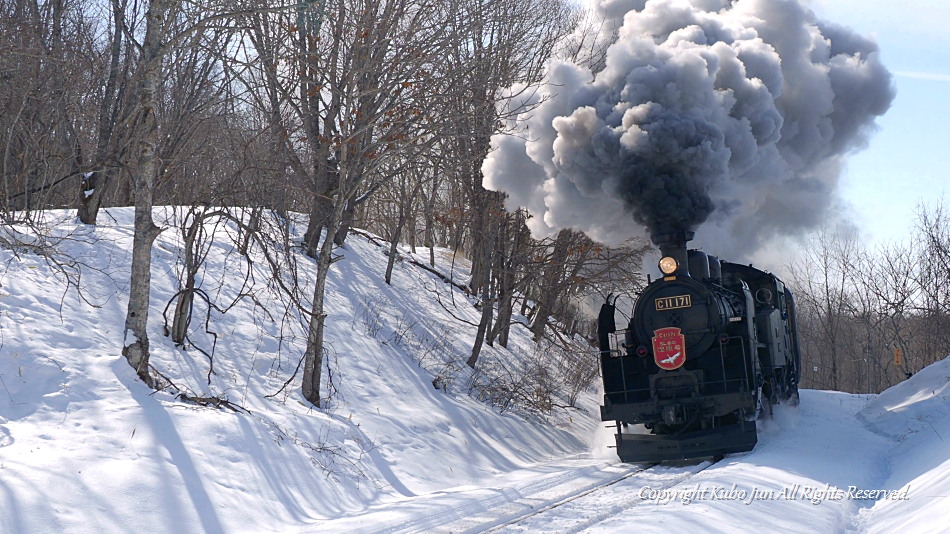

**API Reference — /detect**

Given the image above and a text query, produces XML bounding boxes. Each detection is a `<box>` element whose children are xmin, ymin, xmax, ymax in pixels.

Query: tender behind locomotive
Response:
<box><xmin>598</xmin><ymin>231</ymin><xmax>800</xmax><ymax>462</ymax></box>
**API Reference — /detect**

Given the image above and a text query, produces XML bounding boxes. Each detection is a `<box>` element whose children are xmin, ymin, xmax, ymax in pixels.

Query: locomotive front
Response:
<box><xmin>598</xmin><ymin>231</ymin><xmax>760</xmax><ymax>462</ymax></box>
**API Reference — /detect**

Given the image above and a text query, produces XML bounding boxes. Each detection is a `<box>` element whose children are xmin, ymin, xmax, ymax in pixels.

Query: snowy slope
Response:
<box><xmin>1</xmin><ymin>208</ymin><xmax>948</xmax><ymax>533</ymax></box>
<box><xmin>0</xmin><ymin>208</ymin><xmax>600</xmax><ymax>533</ymax></box>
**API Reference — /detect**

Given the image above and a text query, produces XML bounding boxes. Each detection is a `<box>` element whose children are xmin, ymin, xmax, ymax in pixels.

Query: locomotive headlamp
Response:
<box><xmin>658</xmin><ymin>256</ymin><xmax>678</xmax><ymax>275</ymax></box>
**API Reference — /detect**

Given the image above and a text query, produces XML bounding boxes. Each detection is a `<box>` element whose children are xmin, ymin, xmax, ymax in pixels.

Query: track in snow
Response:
<box><xmin>320</xmin><ymin>456</ymin><xmax>719</xmax><ymax>534</ymax></box>
<box><xmin>318</xmin><ymin>458</ymin><xmax>642</xmax><ymax>533</ymax></box>
<box><xmin>402</xmin><ymin>461</ymin><xmax>649</xmax><ymax>534</ymax></box>
<box><xmin>429</xmin><ymin>462</ymin><xmax>660</xmax><ymax>534</ymax></box>
<box><xmin>488</xmin><ymin>460</ymin><xmax>715</xmax><ymax>533</ymax></box>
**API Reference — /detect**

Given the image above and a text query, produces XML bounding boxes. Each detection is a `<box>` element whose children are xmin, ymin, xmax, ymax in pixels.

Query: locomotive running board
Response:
<box><xmin>615</xmin><ymin>421</ymin><xmax>757</xmax><ymax>463</ymax></box>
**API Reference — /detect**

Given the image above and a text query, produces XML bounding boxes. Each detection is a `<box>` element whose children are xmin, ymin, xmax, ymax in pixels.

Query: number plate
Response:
<box><xmin>655</xmin><ymin>294</ymin><xmax>692</xmax><ymax>311</ymax></box>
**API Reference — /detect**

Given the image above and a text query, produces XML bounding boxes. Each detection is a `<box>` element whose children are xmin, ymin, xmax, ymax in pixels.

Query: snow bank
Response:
<box><xmin>855</xmin><ymin>356</ymin><xmax>950</xmax><ymax>534</ymax></box>
<box><xmin>0</xmin><ymin>208</ymin><xmax>601</xmax><ymax>533</ymax></box>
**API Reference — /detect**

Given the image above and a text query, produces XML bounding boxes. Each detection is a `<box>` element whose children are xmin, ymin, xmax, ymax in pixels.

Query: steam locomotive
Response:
<box><xmin>598</xmin><ymin>231</ymin><xmax>800</xmax><ymax>462</ymax></box>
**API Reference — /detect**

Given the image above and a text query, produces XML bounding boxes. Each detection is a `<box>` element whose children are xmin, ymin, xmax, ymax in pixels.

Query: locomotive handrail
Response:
<box><xmin>718</xmin><ymin>332</ymin><xmax>753</xmax><ymax>396</ymax></box>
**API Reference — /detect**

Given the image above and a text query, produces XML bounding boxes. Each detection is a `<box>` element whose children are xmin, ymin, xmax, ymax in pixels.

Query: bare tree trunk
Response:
<box><xmin>466</xmin><ymin>208</ymin><xmax>497</xmax><ymax>367</ymax></box>
<box><xmin>170</xmin><ymin>211</ymin><xmax>203</xmax><ymax>344</ymax></box>
<box><xmin>489</xmin><ymin>213</ymin><xmax>528</xmax><ymax>347</ymax></box>
<box><xmin>302</xmin><ymin>268</ymin><xmax>330</xmax><ymax>404</ymax></box>
<box><xmin>121</xmin><ymin>0</ymin><xmax>172</xmax><ymax>385</ymax></box>
<box><xmin>303</xmin><ymin>187</ymin><xmax>332</xmax><ymax>257</ymax></box>
<box><xmin>301</xmin><ymin>192</ymin><xmax>348</xmax><ymax>405</ymax></box>
<box><xmin>423</xmin><ymin>172</ymin><xmax>438</xmax><ymax>266</ymax></box>
<box><xmin>384</xmin><ymin>203</ymin><xmax>406</xmax><ymax>285</ymax></box>
<box><xmin>238</xmin><ymin>206</ymin><xmax>263</xmax><ymax>256</ymax></box>
<box><xmin>406</xmin><ymin>201</ymin><xmax>417</xmax><ymax>254</ymax></box>
<box><xmin>530</xmin><ymin>229</ymin><xmax>570</xmax><ymax>341</ymax></box>
<box><xmin>466</xmin><ymin>263</ymin><xmax>494</xmax><ymax>368</ymax></box>
<box><xmin>78</xmin><ymin>0</ymin><xmax>128</xmax><ymax>224</ymax></box>
<box><xmin>384</xmin><ymin>206</ymin><xmax>406</xmax><ymax>285</ymax></box>
<box><xmin>333</xmin><ymin>201</ymin><xmax>354</xmax><ymax>246</ymax></box>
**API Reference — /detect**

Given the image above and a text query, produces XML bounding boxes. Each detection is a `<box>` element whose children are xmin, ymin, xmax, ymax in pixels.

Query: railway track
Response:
<box><xmin>478</xmin><ymin>463</ymin><xmax>659</xmax><ymax>533</ymax></box>
<box><xmin>430</xmin><ymin>462</ymin><xmax>660</xmax><ymax>534</ymax></box>
<box><xmin>379</xmin><ymin>460</ymin><xmax>649</xmax><ymax>534</ymax></box>
<box><xmin>319</xmin><ymin>457</ymin><xmax>719</xmax><ymax>534</ymax></box>
<box><xmin>486</xmin><ymin>460</ymin><xmax>717</xmax><ymax>533</ymax></box>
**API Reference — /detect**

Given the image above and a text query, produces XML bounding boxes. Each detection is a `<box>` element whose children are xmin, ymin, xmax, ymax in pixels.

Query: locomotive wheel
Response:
<box><xmin>743</xmin><ymin>403</ymin><xmax>762</xmax><ymax>424</ymax></box>
<box><xmin>776</xmin><ymin>370</ymin><xmax>798</xmax><ymax>404</ymax></box>
<box><xmin>755</xmin><ymin>387</ymin><xmax>773</xmax><ymax>419</ymax></box>
<box><xmin>784</xmin><ymin>387</ymin><xmax>800</xmax><ymax>407</ymax></box>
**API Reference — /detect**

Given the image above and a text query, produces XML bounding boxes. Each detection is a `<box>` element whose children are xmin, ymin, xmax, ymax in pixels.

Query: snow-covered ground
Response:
<box><xmin>1</xmin><ymin>208</ymin><xmax>948</xmax><ymax>533</ymax></box>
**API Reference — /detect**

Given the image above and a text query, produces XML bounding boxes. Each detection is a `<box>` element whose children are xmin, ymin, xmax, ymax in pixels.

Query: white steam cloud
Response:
<box><xmin>483</xmin><ymin>0</ymin><xmax>894</xmax><ymax>258</ymax></box>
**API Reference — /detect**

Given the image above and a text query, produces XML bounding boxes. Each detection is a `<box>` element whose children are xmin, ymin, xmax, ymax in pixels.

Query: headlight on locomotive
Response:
<box><xmin>658</xmin><ymin>256</ymin><xmax>678</xmax><ymax>275</ymax></box>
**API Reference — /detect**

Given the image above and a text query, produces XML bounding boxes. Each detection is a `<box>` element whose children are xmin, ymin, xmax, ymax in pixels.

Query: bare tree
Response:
<box><xmin>120</xmin><ymin>0</ymin><xmax>179</xmax><ymax>385</ymax></box>
<box><xmin>381</xmin><ymin>161</ymin><xmax>427</xmax><ymax>285</ymax></box>
<box><xmin>913</xmin><ymin>203</ymin><xmax>950</xmax><ymax>368</ymax></box>
<box><xmin>235</xmin><ymin>0</ymin><xmax>460</xmax><ymax>405</ymax></box>
<box><xmin>0</xmin><ymin>0</ymin><xmax>95</xmax><ymax>219</ymax></box>
<box><xmin>120</xmin><ymin>0</ymin><xmax>244</xmax><ymax>384</ymax></box>
<box><xmin>787</xmin><ymin>225</ymin><xmax>862</xmax><ymax>390</ymax></box>
<box><xmin>77</xmin><ymin>0</ymin><xmax>137</xmax><ymax>223</ymax></box>
<box><xmin>442</xmin><ymin>0</ymin><xmax>577</xmax><ymax>368</ymax></box>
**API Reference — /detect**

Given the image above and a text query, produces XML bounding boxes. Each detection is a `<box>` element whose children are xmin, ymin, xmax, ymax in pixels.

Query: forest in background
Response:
<box><xmin>1</xmin><ymin>0</ymin><xmax>947</xmax><ymax>402</ymax></box>
<box><xmin>789</xmin><ymin>208</ymin><xmax>950</xmax><ymax>394</ymax></box>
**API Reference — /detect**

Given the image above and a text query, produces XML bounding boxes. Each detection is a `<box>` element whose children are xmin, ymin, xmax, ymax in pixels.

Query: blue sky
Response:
<box><xmin>810</xmin><ymin>0</ymin><xmax>950</xmax><ymax>245</ymax></box>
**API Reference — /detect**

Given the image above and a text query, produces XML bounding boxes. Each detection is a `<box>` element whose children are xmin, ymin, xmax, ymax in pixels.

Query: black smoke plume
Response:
<box><xmin>483</xmin><ymin>0</ymin><xmax>894</xmax><ymax>257</ymax></box>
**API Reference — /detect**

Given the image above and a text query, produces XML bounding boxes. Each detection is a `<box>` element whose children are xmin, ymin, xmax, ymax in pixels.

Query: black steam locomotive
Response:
<box><xmin>598</xmin><ymin>231</ymin><xmax>800</xmax><ymax>462</ymax></box>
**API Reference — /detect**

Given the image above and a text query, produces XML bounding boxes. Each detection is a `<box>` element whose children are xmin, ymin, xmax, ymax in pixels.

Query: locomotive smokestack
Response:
<box><xmin>651</xmin><ymin>230</ymin><xmax>694</xmax><ymax>277</ymax></box>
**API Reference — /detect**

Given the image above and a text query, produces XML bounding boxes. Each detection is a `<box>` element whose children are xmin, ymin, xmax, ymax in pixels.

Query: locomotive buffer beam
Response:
<box><xmin>602</xmin><ymin>390</ymin><xmax>757</xmax><ymax>462</ymax></box>
<box><xmin>613</xmin><ymin>421</ymin><xmax>757</xmax><ymax>463</ymax></box>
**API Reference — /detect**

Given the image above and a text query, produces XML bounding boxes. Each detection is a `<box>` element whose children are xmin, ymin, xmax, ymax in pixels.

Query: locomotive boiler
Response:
<box><xmin>598</xmin><ymin>231</ymin><xmax>800</xmax><ymax>462</ymax></box>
